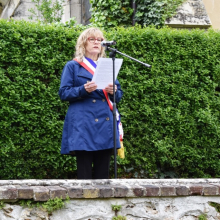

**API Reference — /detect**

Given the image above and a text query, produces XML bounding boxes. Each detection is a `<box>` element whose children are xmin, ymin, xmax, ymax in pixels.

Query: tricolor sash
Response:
<box><xmin>74</xmin><ymin>57</ymin><xmax>124</xmax><ymax>150</ymax></box>
<box><xmin>74</xmin><ymin>57</ymin><xmax>113</xmax><ymax>111</ymax></box>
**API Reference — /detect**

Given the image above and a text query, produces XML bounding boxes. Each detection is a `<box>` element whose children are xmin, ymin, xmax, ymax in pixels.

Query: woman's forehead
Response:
<box><xmin>88</xmin><ymin>35</ymin><xmax>103</xmax><ymax>38</ymax></box>
<box><xmin>87</xmin><ymin>30</ymin><xmax>103</xmax><ymax>37</ymax></box>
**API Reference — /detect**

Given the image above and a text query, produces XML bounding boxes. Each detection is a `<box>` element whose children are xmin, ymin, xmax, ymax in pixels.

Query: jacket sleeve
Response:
<box><xmin>109</xmin><ymin>79</ymin><xmax>123</xmax><ymax>103</ymax></box>
<box><xmin>58</xmin><ymin>61</ymin><xmax>88</xmax><ymax>102</ymax></box>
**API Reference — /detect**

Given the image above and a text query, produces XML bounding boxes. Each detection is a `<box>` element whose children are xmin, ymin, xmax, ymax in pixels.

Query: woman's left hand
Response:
<box><xmin>105</xmin><ymin>83</ymin><xmax>117</xmax><ymax>95</ymax></box>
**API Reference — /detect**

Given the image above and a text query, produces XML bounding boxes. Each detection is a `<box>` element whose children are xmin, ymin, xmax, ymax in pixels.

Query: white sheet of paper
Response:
<box><xmin>92</xmin><ymin>58</ymin><xmax>123</xmax><ymax>89</ymax></box>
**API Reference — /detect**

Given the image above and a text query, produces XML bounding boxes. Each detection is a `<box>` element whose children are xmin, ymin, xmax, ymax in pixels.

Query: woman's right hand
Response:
<box><xmin>84</xmin><ymin>81</ymin><xmax>97</xmax><ymax>93</ymax></box>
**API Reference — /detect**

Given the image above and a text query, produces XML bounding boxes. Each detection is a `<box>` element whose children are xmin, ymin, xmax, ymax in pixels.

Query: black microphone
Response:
<box><xmin>101</xmin><ymin>41</ymin><xmax>116</xmax><ymax>47</ymax></box>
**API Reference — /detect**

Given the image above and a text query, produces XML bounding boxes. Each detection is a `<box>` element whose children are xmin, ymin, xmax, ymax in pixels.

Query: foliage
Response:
<box><xmin>90</xmin><ymin>0</ymin><xmax>133</xmax><ymax>28</ymax></box>
<box><xmin>19</xmin><ymin>200</ymin><xmax>37</xmax><ymax>208</ymax></box>
<box><xmin>112</xmin><ymin>204</ymin><xmax>122</xmax><ymax>212</ymax></box>
<box><xmin>209</xmin><ymin>202</ymin><xmax>220</xmax><ymax>213</ymax></box>
<box><xmin>135</xmin><ymin>0</ymin><xmax>186</xmax><ymax>27</ymax></box>
<box><xmin>198</xmin><ymin>214</ymin><xmax>207</xmax><ymax>220</ymax></box>
<box><xmin>42</xmin><ymin>196</ymin><xmax>70</xmax><ymax>214</ymax></box>
<box><xmin>0</xmin><ymin>201</ymin><xmax>5</xmax><ymax>209</ymax></box>
<box><xmin>112</xmin><ymin>204</ymin><xmax>126</xmax><ymax>219</ymax></box>
<box><xmin>0</xmin><ymin>20</ymin><xmax>220</xmax><ymax>179</ymax></box>
<box><xmin>17</xmin><ymin>196</ymin><xmax>69</xmax><ymax>214</ymax></box>
<box><xmin>106</xmin><ymin>26</ymin><xmax>220</xmax><ymax>179</ymax></box>
<box><xmin>28</xmin><ymin>0</ymin><xmax>64</xmax><ymax>23</ymax></box>
<box><xmin>90</xmin><ymin>0</ymin><xmax>186</xmax><ymax>28</ymax></box>
<box><xmin>0</xmin><ymin>19</ymin><xmax>81</xmax><ymax>179</ymax></box>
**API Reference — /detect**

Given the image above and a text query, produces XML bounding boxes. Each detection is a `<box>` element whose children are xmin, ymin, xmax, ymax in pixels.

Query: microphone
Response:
<box><xmin>101</xmin><ymin>41</ymin><xmax>116</xmax><ymax>47</ymax></box>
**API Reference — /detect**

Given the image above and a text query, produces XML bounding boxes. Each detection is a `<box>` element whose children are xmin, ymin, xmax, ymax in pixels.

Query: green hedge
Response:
<box><xmin>0</xmin><ymin>20</ymin><xmax>80</xmax><ymax>179</ymax></box>
<box><xmin>0</xmin><ymin>19</ymin><xmax>220</xmax><ymax>179</ymax></box>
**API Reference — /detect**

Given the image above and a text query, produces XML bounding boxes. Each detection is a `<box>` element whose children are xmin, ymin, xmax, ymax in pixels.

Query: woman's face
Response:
<box><xmin>85</xmin><ymin>34</ymin><xmax>103</xmax><ymax>60</ymax></box>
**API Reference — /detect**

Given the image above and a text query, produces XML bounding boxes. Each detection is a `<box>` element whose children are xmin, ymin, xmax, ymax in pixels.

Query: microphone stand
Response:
<box><xmin>106</xmin><ymin>46</ymin><xmax>151</xmax><ymax>179</ymax></box>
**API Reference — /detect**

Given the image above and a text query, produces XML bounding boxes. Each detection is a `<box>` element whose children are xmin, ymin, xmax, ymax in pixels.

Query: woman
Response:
<box><xmin>59</xmin><ymin>27</ymin><xmax>123</xmax><ymax>179</ymax></box>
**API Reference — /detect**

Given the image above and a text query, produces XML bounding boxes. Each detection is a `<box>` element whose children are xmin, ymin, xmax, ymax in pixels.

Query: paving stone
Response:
<box><xmin>46</xmin><ymin>186</ymin><xmax>67</xmax><ymax>199</ymax></box>
<box><xmin>63</xmin><ymin>186</ymin><xmax>83</xmax><ymax>198</ymax></box>
<box><xmin>132</xmin><ymin>186</ymin><xmax>144</xmax><ymax>197</ymax></box>
<box><xmin>175</xmin><ymin>185</ymin><xmax>189</xmax><ymax>196</ymax></box>
<box><xmin>32</xmin><ymin>186</ymin><xmax>50</xmax><ymax>201</ymax></box>
<box><xmin>96</xmin><ymin>185</ymin><xmax>113</xmax><ymax>198</ymax></box>
<box><xmin>209</xmin><ymin>184</ymin><xmax>220</xmax><ymax>195</ymax></box>
<box><xmin>0</xmin><ymin>186</ymin><xmax>18</xmax><ymax>200</ymax></box>
<box><xmin>83</xmin><ymin>186</ymin><xmax>99</xmax><ymax>198</ymax></box>
<box><xmin>18</xmin><ymin>186</ymin><xmax>33</xmax><ymax>199</ymax></box>
<box><xmin>161</xmin><ymin>185</ymin><xmax>176</xmax><ymax>196</ymax></box>
<box><xmin>189</xmin><ymin>185</ymin><xmax>203</xmax><ymax>195</ymax></box>
<box><xmin>203</xmin><ymin>185</ymin><xmax>218</xmax><ymax>196</ymax></box>
<box><xmin>143</xmin><ymin>185</ymin><xmax>160</xmax><ymax>197</ymax></box>
<box><xmin>113</xmin><ymin>185</ymin><xmax>129</xmax><ymax>197</ymax></box>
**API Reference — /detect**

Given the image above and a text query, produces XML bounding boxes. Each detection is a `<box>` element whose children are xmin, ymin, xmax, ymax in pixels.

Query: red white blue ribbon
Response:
<box><xmin>74</xmin><ymin>57</ymin><xmax>114</xmax><ymax>111</ymax></box>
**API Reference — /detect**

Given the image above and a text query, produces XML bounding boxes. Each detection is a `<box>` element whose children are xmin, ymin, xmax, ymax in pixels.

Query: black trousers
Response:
<box><xmin>76</xmin><ymin>149</ymin><xmax>112</xmax><ymax>179</ymax></box>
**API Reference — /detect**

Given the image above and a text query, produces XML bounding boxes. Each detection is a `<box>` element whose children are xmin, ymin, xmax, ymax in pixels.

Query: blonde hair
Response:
<box><xmin>74</xmin><ymin>27</ymin><xmax>106</xmax><ymax>62</ymax></box>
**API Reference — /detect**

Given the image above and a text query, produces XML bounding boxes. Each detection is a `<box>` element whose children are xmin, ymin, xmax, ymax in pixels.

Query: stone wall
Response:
<box><xmin>165</xmin><ymin>0</ymin><xmax>211</xmax><ymax>28</ymax></box>
<box><xmin>62</xmin><ymin>0</ymin><xmax>91</xmax><ymax>24</ymax></box>
<box><xmin>1</xmin><ymin>179</ymin><xmax>220</xmax><ymax>219</ymax></box>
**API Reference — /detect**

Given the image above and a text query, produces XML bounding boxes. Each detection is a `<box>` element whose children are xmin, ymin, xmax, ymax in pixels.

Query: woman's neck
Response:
<box><xmin>85</xmin><ymin>54</ymin><xmax>98</xmax><ymax>61</ymax></box>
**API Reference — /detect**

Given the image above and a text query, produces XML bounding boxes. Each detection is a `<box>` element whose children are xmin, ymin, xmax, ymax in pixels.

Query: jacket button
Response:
<box><xmin>106</xmin><ymin>117</ymin><xmax>110</xmax><ymax>121</ymax></box>
<box><xmin>95</xmin><ymin>119</ymin><xmax>98</xmax><ymax>122</ymax></box>
<box><xmin>87</xmin><ymin>81</ymin><xmax>90</xmax><ymax>83</ymax></box>
<box><xmin>102</xmin><ymin>99</ymin><xmax>105</xmax><ymax>102</ymax></box>
<box><xmin>92</xmin><ymin>99</ymin><xmax>96</xmax><ymax>103</ymax></box>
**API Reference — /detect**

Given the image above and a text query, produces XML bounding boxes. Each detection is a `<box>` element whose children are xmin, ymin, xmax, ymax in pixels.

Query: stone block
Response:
<box><xmin>143</xmin><ymin>185</ymin><xmax>160</xmax><ymax>197</ymax></box>
<box><xmin>83</xmin><ymin>186</ymin><xmax>99</xmax><ymax>198</ymax></box>
<box><xmin>175</xmin><ymin>186</ymin><xmax>189</xmax><ymax>196</ymax></box>
<box><xmin>209</xmin><ymin>184</ymin><xmax>220</xmax><ymax>195</ymax></box>
<box><xmin>96</xmin><ymin>185</ymin><xmax>113</xmax><ymax>198</ymax></box>
<box><xmin>189</xmin><ymin>185</ymin><xmax>203</xmax><ymax>195</ymax></box>
<box><xmin>113</xmin><ymin>185</ymin><xmax>129</xmax><ymax>197</ymax></box>
<box><xmin>132</xmin><ymin>186</ymin><xmax>144</xmax><ymax>197</ymax></box>
<box><xmin>18</xmin><ymin>186</ymin><xmax>33</xmax><ymax>199</ymax></box>
<box><xmin>63</xmin><ymin>186</ymin><xmax>83</xmax><ymax>198</ymax></box>
<box><xmin>161</xmin><ymin>185</ymin><xmax>176</xmax><ymax>196</ymax></box>
<box><xmin>33</xmin><ymin>186</ymin><xmax>50</xmax><ymax>201</ymax></box>
<box><xmin>0</xmin><ymin>186</ymin><xmax>18</xmax><ymax>200</ymax></box>
<box><xmin>165</xmin><ymin>0</ymin><xmax>212</xmax><ymax>28</ymax></box>
<box><xmin>46</xmin><ymin>186</ymin><xmax>67</xmax><ymax>199</ymax></box>
<box><xmin>203</xmin><ymin>185</ymin><xmax>218</xmax><ymax>196</ymax></box>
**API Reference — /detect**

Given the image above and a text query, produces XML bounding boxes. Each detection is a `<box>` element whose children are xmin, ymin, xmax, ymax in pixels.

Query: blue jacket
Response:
<box><xmin>59</xmin><ymin>60</ymin><xmax>123</xmax><ymax>154</ymax></box>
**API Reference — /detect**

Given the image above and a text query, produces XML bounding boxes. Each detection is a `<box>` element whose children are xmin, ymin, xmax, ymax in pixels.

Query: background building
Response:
<box><xmin>203</xmin><ymin>0</ymin><xmax>220</xmax><ymax>29</ymax></box>
<box><xmin>61</xmin><ymin>0</ymin><xmax>91</xmax><ymax>25</ymax></box>
<box><xmin>0</xmin><ymin>0</ymin><xmax>219</xmax><ymax>29</ymax></box>
<box><xmin>0</xmin><ymin>0</ymin><xmax>91</xmax><ymax>25</ymax></box>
